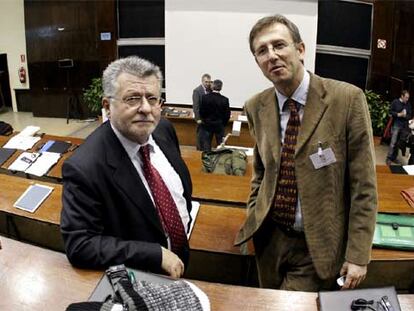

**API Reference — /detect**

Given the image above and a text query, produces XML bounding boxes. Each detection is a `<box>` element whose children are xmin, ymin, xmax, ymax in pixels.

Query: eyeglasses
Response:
<box><xmin>109</xmin><ymin>95</ymin><xmax>164</xmax><ymax>108</ymax></box>
<box><xmin>254</xmin><ymin>41</ymin><xmax>295</xmax><ymax>60</ymax></box>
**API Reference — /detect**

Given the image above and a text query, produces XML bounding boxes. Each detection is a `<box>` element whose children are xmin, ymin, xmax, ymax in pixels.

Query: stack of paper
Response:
<box><xmin>8</xmin><ymin>151</ymin><xmax>61</xmax><ymax>176</ymax></box>
<box><xmin>25</xmin><ymin>152</ymin><xmax>61</xmax><ymax>176</ymax></box>
<box><xmin>8</xmin><ymin>152</ymin><xmax>41</xmax><ymax>172</ymax></box>
<box><xmin>3</xmin><ymin>125</ymin><xmax>41</xmax><ymax>150</ymax></box>
<box><xmin>403</xmin><ymin>165</ymin><xmax>414</xmax><ymax>175</ymax></box>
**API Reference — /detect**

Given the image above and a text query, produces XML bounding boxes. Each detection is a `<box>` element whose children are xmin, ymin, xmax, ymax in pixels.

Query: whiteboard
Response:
<box><xmin>165</xmin><ymin>0</ymin><xmax>318</xmax><ymax>108</ymax></box>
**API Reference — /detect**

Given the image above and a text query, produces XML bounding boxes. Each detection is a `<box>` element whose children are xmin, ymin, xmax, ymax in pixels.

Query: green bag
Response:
<box><xmin>201</xmin><ymin>148</ymin><xmax>247</xmax><ymax>176</ymax></box>
<box><xmin>373</xmin><ymin>213</ymin><xmax>414</xmax><ymax>250</ymax></box>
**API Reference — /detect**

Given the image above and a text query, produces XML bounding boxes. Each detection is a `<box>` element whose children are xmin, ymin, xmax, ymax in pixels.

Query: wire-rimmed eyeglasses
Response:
<box><xmin>254</xmin><ymin>41</ymin><xmax>295</xmax><ymax>61</ymax></box>
<box><xmin>108</xmin><ymin>95</ymin><xmax>164</xmax><ymax>108</ymax></box>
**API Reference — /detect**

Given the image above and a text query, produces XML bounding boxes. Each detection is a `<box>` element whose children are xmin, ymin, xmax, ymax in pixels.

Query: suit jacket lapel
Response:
<box><xmin>103</xmin><ymin>123</ymin><xmax>164</xmax><ymax>234</ymax></box>
<box><xmin>296</xmin><ymin>73</ymin><xmax>328</xmax><ymax>155</ymax></box>
<box><xmin>258</xmin><ymin>88</ymin><xmax>282</xmax><ymax>164</ymax></box>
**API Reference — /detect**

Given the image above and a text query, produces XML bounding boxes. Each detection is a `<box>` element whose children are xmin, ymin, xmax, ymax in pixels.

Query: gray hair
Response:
<box><xmin>249</xmin><ymin>14</ymin><xmax>303</xmax><ymax>54</ymax></box>
<box><xmin>201</xmin><ymin>73</ymin><xmax>211</xmax><ymax>81</ymax></box>
<box><xmin>102</xmin><ymin>56</ymin><xmax>163</xmax><ymax>97</ymax></box>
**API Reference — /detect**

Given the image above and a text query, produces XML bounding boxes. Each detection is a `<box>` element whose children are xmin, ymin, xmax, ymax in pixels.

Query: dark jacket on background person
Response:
<box><xmin>390</xmin><ymin>98</ymin><xmax>412</xmax><ymax>128</ymax></box>
<box><xmin>199</xmin><ymin>92</ymin><xmax>231</xmax><ymax>128</ymax></box>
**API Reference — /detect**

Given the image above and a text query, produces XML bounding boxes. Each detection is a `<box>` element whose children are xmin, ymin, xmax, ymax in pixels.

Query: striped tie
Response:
<box><xmin>272</xmin><ymin>98</ymin><xmax>300</xmax><ymax>228</ymax></box>
<box><xmin>139</xmin><ymin>145</ymin><xmax>188</xmax><ymax>255</ymax></box>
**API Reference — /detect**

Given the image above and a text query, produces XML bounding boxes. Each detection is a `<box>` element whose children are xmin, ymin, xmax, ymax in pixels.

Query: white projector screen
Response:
<box><xmin>165</xmin><ymin>0</ymin><xmax>318</xmax><ymax>108</ymax></box>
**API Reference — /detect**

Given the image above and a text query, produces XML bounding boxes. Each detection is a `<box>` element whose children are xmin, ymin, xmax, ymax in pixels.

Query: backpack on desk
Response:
<box><xmin>201</xmin><ymin>148</ymin><xmax>247</xmax><ymax>176</ymax></box>
<box><xmin>0</xmin><ymin>121</ymin><xmax>13</xmax><ymax>136</ymax></box>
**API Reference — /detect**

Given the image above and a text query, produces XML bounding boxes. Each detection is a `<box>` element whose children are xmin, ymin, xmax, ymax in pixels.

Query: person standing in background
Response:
<box><xmin>386</xmin><ymin>90</ymin><xmax>411</xmax><ymax>165</ymax></box>
<box><xmin>199</xmin><ymin>79</ymin><xmax>231</xmax><ymax>151</ymax></box>
<box><xmin>193</xmin><ymin>73</ymin><xmax>212</xmax><ymax>150</ymax></box>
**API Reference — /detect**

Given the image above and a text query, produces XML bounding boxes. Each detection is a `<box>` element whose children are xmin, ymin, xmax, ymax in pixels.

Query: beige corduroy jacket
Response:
<box><xmin>235</xmin><ymin>73</ymin><xmax>378</xmax><ymax>280</ymax></box>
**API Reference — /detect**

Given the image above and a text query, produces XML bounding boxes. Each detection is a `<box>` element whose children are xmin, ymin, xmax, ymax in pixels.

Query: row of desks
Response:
<box><xmin>0</xmin><ymin>172</ymin><xmax>412</xmax><ymax>262</ymax></box>
<box><xmin>1</xmin><ymin>236</ymin><xmax>414</xmax><ymax>311</ymax></box>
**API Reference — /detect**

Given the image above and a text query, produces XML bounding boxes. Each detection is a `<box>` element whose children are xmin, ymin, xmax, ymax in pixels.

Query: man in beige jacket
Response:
<box><xmin>235</xmin><ymin>15</ymin><xmax>377</xmax><ymax>291</ymax></box>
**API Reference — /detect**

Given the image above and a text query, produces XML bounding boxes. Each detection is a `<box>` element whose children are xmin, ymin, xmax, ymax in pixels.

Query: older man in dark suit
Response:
<box><xmin>61</xmin><ymin>56</ymin><xmax>192</xmax><ymax>279</ymax></box>
<box><xmin>235</xmin><ymin>15</ymin><xmax>377</xmax><ymax>291</ymax></box>
<box><xmin>193</xmin><ymin>73</ymin><xmax>212</xmax><ymax>150</ymax></box>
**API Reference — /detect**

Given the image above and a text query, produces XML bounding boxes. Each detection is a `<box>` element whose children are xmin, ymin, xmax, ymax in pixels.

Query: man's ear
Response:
<box><xmin>102</xmin><ymin>97</ymin><xmax>111</xmax><ymax>119</ymax></box>
<box><xmin>297</xmin><ymin>42</ymin><xmax>305</xmax><ymax>63</ymax></box>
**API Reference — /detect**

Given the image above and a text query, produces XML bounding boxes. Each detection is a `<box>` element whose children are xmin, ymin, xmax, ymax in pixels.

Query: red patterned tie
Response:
<box><xmin>272</xmin><ymin>99</ymin><xmax>300</xmax><ymax>228</ymax></box>
<box><xmin>139</xmin><ymin>145</ymin><xmax>188</xmax><ymax>254</ymax></box>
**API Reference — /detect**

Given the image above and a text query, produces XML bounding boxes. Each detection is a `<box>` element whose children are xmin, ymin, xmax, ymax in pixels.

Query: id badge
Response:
<box><xmin>309</xmin><ymin>147</ymin><xmax>337</xmax><ymax>169</ymax></box>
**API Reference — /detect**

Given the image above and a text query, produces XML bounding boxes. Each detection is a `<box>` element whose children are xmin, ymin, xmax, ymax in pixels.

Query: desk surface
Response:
<box><xmin>0</xmin><ymin>174</ymin><xmax>61</xmax><ymax>225</ymax></box>
<box><xmin>1</xmin><ymin>237</ymin><xmax>413</xmax><ymax>311</ymax></box>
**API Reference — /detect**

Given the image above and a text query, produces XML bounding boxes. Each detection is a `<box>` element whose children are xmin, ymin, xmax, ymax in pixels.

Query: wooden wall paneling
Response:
<box><xmin>368</xmin><ymin>0</ymin><xmax>395</xmax><ymax>97</ymax></box>
<box><xmin>393</xmin><ymin>1</ymin><xmax>414</xmax><ymax>96</ymax></box>
<box><xmin>23</xmin><ymin>0</ymin><xmax>117</xmax><ymax>118</ymax></box>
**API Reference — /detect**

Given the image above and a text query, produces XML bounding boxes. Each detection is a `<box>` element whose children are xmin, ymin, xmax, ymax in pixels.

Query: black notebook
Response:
<box><xmin>389</xmin><ymin>165</ymin><xmax>407</xmax><ymax>174</ymax></box>
<box><xmin>46</xmin><ymin>141</ymin><xmax>72</xmax><ymax>154</ymax></box>
<box><xmin>0</xmin><ymin>148</ymin><xmax>16</xmax><ymax>166</ymax></box>
<box><xmin>318</xmin><ymin>286</ymin><xmax>401</xmax><ymax>311</ymax></box>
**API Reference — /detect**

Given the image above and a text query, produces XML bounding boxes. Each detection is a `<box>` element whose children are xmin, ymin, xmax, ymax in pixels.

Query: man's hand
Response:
<box><xmin>161</xmin><ymin>247</ymin><xmax>184</xmax><ymax>279</ymax></box>
<box><xmin>340</xmin><ymin>261</ymin><xmax>367</xmax><ymax>289</ymax></box>
<box><xmin>398</xmin><ymin>109</ymin><xmax>407</xmax><ymax>118</ymax></box>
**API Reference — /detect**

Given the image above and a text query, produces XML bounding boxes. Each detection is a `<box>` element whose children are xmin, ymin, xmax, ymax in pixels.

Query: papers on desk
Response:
<box><xmin>13</xmin><ymin>183</ymin><xmax>54</xmax><ymax>213</ymax></box>
<box><xmin>187</xmin><ymin>201</ymin><xmax>200</xmax><ymax>239</ymax></box>
<box><xmin>19</xmin><ymin>125</ymin><xmax>40</xmax><ymax>137</ymax></box>
<box><xmin>25</xmin><ymin>152</ymin><xmax>61</xmax><ymax>176</ymax></box>
<box><xmin>237</xmin><ymin>115</ymin><xmax>248</xmax><ymax>122</ymax></box>
<box><xmin>232</xmin><ymin>120</ymin><xmax>241</xmax><ymax>136</ymax></box>
<box><xmin>3</xmin><ymin>125</ymin><xmax>41</xmax><ymax>150</ymax></box>
<box><xmin>403</xmin><ymin>165</ymin><xmax>414</xmax><ymax>175</ymax></box>
<box><xmin>8</xmin><ymin>152</ymin><xmax>40</xmax><ymax>172</ymax></box>
<box><xmin>8</xmin><ymin>151</ymin><xmax>61</xmax><ymax>176</ymax></box>
<box><xmin>3</xmin><ymin>135</ymin><xmax>40</xmax><ymax>150</ymax></box>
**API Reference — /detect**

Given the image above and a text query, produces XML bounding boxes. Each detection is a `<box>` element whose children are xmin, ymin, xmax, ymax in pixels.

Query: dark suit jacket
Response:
<box><xmin>61</xmin><ymin>119</ymin><xmax>192</xmax><ymax>272</ymax></box>
<box><xmin>200</xmin><ymin>92</ymin><xmax>231</xmax><ymax>128</ymax></box>
<box><xmin>235</xmin><ymin>73</ymin><xmax>378</xmax><ymax>280</ymax></box>
<box><xmin>192</xmin><ymin>84</ymin><xmax>206</xmax><ymax>121</ymax></box>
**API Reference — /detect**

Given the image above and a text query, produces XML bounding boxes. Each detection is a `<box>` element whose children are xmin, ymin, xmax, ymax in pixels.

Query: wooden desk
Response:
<box><xmin>1</xmin><ymin>237</ymin><xmax>413</xmax><ymax>311</ymax></box>
<box><xmin>0</xmin><ymin>174</ymin><xmax>61</xmax><ymax>225</ymax></box>
<box><xmin>0</xmin><ymin>174</ymin><xmax>411</xmax><ymax>262</ymax></box>
<box><xmin>163</xmin><ymin>107</ymin><xmax>255</xmax><ymax>148</ymax></box>
<box><xmin>0</xmin><ymin>236</ymin><xmax>101</xmax><ymax>310</ymax></box>
<box><xmin>1</xmin><ymin>173</ymin><xmax>414</xmax><ymax>288</ymax></box>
